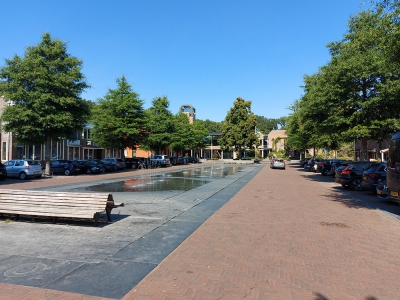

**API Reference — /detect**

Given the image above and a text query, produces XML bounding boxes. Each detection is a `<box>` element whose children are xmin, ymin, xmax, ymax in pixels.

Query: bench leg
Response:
<box><xmin>106</xmin><ymin>207</ymin><xmax>112</xmax><ymax>222</ymax></box>
<box><xmin>94</xmin><ymin>213</ymin><xmax>100</xmax><ymax>227</ymax></box>
<box><xmin>15</xmin><ymin>215</ymin><xmax>19</xmax><ymax>221</ymax></box>
<box><xmin>52</xmin><ymin>217</ymin><xmax>57</xmax><ymax>224</ymax></box>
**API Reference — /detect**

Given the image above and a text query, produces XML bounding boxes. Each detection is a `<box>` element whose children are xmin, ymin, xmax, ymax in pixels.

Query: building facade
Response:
<box><xmin>0</xmin><ymin>96</ymin><xmax>124</xmax><ymax>162</ymax></box>
<box><xmin>179</xmin><ymin>104</ymin><xmax>196</xmax><ymax>124</ymax></box>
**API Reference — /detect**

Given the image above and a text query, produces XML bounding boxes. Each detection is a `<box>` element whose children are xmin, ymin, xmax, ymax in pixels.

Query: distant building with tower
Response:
<box><xmin>179</xmin><ymin>104</ymin><xmax>196</xmax><ymax>124</ymax></box>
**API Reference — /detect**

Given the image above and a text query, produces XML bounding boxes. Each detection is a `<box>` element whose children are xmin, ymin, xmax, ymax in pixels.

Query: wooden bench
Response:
<box><xmin>0</xmin><ymin>189</ymin><xmax>124</xmax><ymax>226</ymax></box>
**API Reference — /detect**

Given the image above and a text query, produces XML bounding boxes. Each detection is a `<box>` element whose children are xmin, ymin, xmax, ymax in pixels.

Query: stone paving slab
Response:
<box><xmin>0</xmin><ymin>163</ymin><xmax>261</xmax><ymax>299</ymax></box>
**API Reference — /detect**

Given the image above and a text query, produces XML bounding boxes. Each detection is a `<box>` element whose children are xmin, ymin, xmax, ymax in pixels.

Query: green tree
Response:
<box><xmin>91</xmin><ymin>76</ymin><xmax>146</xmax><ymax>156</ymax></box>
<box><xmin>255</xmin><ymin>115</ymin><xmax>285</xmax><ymax>133</ymax></box>
<box><xmin>170</xmin><ymin>112</ymin><xmax>192</xmax><ymax>154</ymax></box>
<box><xmin>143</xmin><ymin>96</ymin><xmax>175</xmax><ymax>154</ymax></box>
<box><xmin>323</xmin><ymin>8</ymin><xmax>400</xmax><ymax>160</ymax></box>
<box><xmin>287</xmin><ymin>7</ymin><xmax>400</xmax><ymax>161</ymax></box>
<box><xmin>286</xmin><ymin>100</ymin><xmax>314</xmax><ymax>156</ymax></box>
<box><xmin>0</xmin><ymin>32</ymin><xmax>90</xmax><ymax>174</ymax></box>
<box><xmin>169</xmin><ymin>114</ymin><xmax>209</xmax><ymax>156</ymax></box>
<box><xmin>196</xmin><ymin>119</ymin><xmax>222</xmax><ymax>133</ymax></box>
<box><xmin>219</xmin><ymin>97</ymin><xmax>259</xmax><ymax>158</ymax></box>
<box><xmin>188</xmin><ymin>120</ymin><xmax>209</xmax><ymax>156</ymax></box>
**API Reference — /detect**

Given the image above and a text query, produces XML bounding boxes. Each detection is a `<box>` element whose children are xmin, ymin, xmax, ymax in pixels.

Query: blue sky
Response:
<box><xmin>1</xmin><ymin>0</ymin><xmax>368</xmax><ymax>122</ymax></box>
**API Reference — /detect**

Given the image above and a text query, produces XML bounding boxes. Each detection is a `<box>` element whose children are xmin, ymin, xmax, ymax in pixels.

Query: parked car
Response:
<box><xmin>0</xmin><ymin>162</ymin><xmax>7</xmax><ymax>181</ymax></box>
<box><xmin>76</xmin><ymin>160</ymin><xmax>103</xmax><ymax>174</ymax></box>
<box><xmin>318</xmin><ymin>159</ymin><xmax>350</xmax><ymax>176</ymax></box>
<box><xmin>376</xmin><ymin>179</ymin><xmax>387</xmax><ymax>199</ymax></box>
<box><xmin>101</xmin><ymin>158</ymin><xmax>126</xmax><ymax>170</ymax></box>
<box><xmin>335</xmin><ymin>161</ymin><xmax>376</xmax><ymax>190</ymax></box>
<box><xmin>360</xmin><ymin>162</ymin><xmax>387</xmax><ymax>193</ymax></box>
<box><xmin>85</xmin><ymin>159</ymin><xmax>111</xmax><ymax>172</ymax></box>
<box><xmin>187</xmin><ymin>156</ymin><xmax>199</xmax><ymax>163</ymax></box>
<box><xmin>50</xmin><ymin>160</ymin><xmax>81</xmax><ymax>176</ymax></box>
<box><xmin>303</xmin><ymin>158</ymin><xmax>322</xmax><ymax>172</ymax></box>
<box><xmin>169</xmin><ymin>156</ymin><xmax>178</xmax><ymax>166</ymax></box>
<box><xmin>150</xmin><ymin>155</ymin><xmax>170</xmax><ymax>167</ymax></box>
<box><xmin>177</xmin><ymin>156</ymin><xmax>188</xmax><ymax>165</ymax></box>
<box><xmin>299</xmin><ymin>158</ymin><xmax>309</xmax><ymax>167</ymax></box>
<box><xmin>330</xmin><ymin>161</ymin><xmax>352</xmax><ymax>177</ymax></box>
<box><xmin>270</xmin><ymin>158</ymin><xmax>285</xmax><ymax>170</ymax></box>
<box><xmin>4</xmin><ymin>159</ymin><xmax>43</xmax><ymax>180</ymax></box>
<box><xmin>125</xmin><ymin>157</ymin><xmax>145</xmax><ymax>169</ymax></box>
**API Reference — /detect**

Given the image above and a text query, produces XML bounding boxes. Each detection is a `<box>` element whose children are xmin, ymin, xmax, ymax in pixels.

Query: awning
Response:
<box><xmin>380</xmin><ymin>148</ymin><xmax>389</xmax><ymax>153</ymax></box>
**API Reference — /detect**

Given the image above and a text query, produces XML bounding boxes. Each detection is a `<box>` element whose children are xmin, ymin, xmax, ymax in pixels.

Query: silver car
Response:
<box><xmin>270</xmin><ymin>158</ymin><xmax>286</xmax><ymax>170</ymax></box>
<box><xmin>4</xmin><ymin>159</ymin><xmax>43</xmax><ymax>180</ymax></box>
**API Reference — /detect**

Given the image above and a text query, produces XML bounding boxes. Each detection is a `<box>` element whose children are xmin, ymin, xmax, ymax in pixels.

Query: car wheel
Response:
<box><xmin>86</xmin><ymin>169</ymin><xmax>92</xmax><ymax>175</ymax></box>
<box><xmin>0</xmin><ymin>177</ymin><xmax>6</xmax><ymax>181</ymax></box>
<box><xmin>350</xmin><ymin>178</ymin><xmax>363</xmax><ymax>191</ymax></box>
<box><xmin>64</xmin><ymin>169</ymin><xmax>71</xmax><ymax>176</ymax></box>
<box><xmin>19</xmin><ymin>172</ymin><xmax>27</xmax><ymax>180</ymax></box>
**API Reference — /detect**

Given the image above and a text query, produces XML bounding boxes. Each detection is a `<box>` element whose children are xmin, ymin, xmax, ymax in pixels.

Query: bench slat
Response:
<box><xmin>0</xmin><ymin>189</ymin><xmax>121</xmax><ymax>226</ymax></box>
<box><xmin>0</xmin><ymin>199</ymin><xmax>117</xmax><ymax>206</ymax></box>
<box><xmin>0</xmin><ymin>209</ymin><xmax>97</xmax><ymax>219</ymax></box>
<box><xmin>0</xmin><ymin>189</ymin><xmax>110</xmax><ymax>196</ymax></box>
<box><xmin>1</xmin><ymin>203</ymin><xmax>106</xmax><ymax>211</ymax></box>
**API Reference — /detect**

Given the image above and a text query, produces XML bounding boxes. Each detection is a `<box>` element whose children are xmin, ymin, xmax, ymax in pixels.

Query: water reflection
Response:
<box><xmin>85</xmin><ymin>165</ymin><xmax>243</xmax><ymax>192</ymax></box>
<box><xmin>171</xmin><ymin>166</ymin><xmax>242</xmax><ymax>179</ymax></box>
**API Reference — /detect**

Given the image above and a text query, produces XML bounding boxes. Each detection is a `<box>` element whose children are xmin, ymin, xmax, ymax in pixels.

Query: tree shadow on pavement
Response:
<box><xmin>0</xmin><ymin>213</ymin><xmax>130</xmax><ymax>227</ymax></box>
<box><xmin>297</xmin><ymin>168</ymin><xmax>400</xmax><ymax>218</ymax></box>
<box><xmin>313</xmin><ymin>293</ymin><xmax>378</xmax><ymax>300</ymax></box>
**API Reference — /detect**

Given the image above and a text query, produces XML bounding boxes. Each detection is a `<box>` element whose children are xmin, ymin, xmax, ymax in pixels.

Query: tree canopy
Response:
<box><xmin>143</xmin><ymin>96</ymin><xmax>176</xmax><ymax>154</ymax></box>
<box><xmin>286</xmin><ymin>5</ymin><xmax>400</xmax><ymax>160</ymax></box>
<box><xmin>255</xmin><ymin>115</ymin><xmax>286</xmax><ymax>134</ymax></box>
<box><xmin>91</xmin><ymin>76</ymin><xmax>146</xmax><ymax>155</ymax></box>
<box><xmin>219</xmin><ymin>97</ymin><xmax>259</xmax><ymax>156</ymax></box>
<box><xmin>196</xmin><ymin>119</ymin><xmax>222</xmax><ymax>133</ymax></box>
<box><xmin>0</xmin><ymin>32</ymin><xmax>90</xmax><ymax>172</ymax></box>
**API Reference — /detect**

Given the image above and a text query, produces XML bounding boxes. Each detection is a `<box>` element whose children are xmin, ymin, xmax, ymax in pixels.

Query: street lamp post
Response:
<box><xmin>210</xmin><ymin>135</ymin><xmax>213</xmax><ymax>160</ymax></box>
<box><xmin>6</xmin><ymin>100</ymin><xmax>14</xmax><ymax>161</ymax></box>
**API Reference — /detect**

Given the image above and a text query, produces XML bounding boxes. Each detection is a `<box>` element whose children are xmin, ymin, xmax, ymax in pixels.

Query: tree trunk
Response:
<box><xmin>361</xmin><ymin>137</ymin><xmax>368</xmax><ymax>161</ymax></box>
<box><xmin>44</xmin><ymin>136</ymin><xmax>52</xmax><ymax>176</ymax></box>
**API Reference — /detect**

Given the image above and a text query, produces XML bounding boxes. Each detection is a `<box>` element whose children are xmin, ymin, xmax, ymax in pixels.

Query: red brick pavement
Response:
<box><xmin>0</xmin><ymin>283</ymin><xmax>114</xmax><ymax>300</ymax></box>
<box><xmin>123</xmin><ymin>164</ymin><xmax>400</xmax><ymax>300</ymax></box>
<box><xmin>1</xmin><ymin>163</ymin><xmax>400</xmax><ymax>299</ymax></box>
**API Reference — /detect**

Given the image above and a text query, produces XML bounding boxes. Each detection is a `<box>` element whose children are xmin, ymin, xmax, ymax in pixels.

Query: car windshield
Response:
<box><xmin>366</xmin><ymin>163</ymin><xmax>386</xmax><ymax>172</ymax></box>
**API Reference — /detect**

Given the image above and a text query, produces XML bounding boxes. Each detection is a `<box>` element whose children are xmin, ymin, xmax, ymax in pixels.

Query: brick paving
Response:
<box><xmin>1</xmin><ymin>162</ymin><xmax>400</xmax><ymax>299</ymax></box>
<box><xmin>123</xmin><ymin>164</ymin><xmax>400</xmax><ymax>300</ymax></box>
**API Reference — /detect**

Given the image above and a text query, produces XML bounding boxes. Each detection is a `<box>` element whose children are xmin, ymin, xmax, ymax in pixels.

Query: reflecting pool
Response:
<box><xmin>85</xmin><ymin>165</ymin><xmax>243</xmax><ymax>192</ymax></box>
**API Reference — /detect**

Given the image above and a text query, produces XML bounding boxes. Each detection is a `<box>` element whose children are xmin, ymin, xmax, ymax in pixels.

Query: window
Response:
<box><xmin>82</xmin><ymin>128</ymin><xmax>92</xmax><ymax>139</ymax></box>
<box><xmin>83</xmin><ymin>148</ymin><xmax>94</xmax><ymax>159</ymax></box>
<box><xmin>68</xmin><ymin>147</ymin><xmax>80</xmax><ymax>160</ymax></box>
<box><xmin>2</xmin><ymin>142</ymin><xmax>6</xmax><ymax>161</ymax></box>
